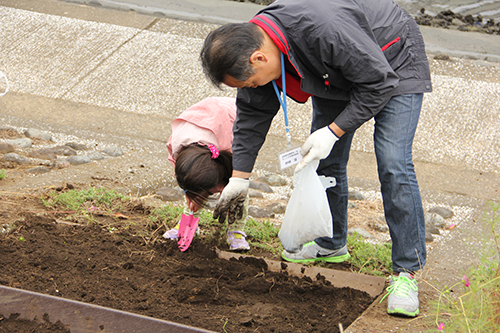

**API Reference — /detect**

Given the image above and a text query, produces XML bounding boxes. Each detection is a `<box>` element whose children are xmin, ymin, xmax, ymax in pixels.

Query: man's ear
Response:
<box><xmin>250</xmin><ymin>50</ymin><xmax>268</xmax><ymax>65</ymax></box>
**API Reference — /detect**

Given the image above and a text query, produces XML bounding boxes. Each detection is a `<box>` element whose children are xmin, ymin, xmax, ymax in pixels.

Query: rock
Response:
<box><xmin>367</xmin><ymin>218</ymin><xmax>389</xmax><ymax>233</ymax></box>
<box><xmin>103</xmin><ymin>146</ymin><xmax>123</xmax><ymax>157</ymax></box>
<box><xmin>28</xmin><ymin>148</ymin><xmax>57</xmax><ymax>160</ymax></box>
<box><xmin>205</xmin><ymin>197</ymin><xmax>218</xmax><ymax>210</ymax></box>
<box><xmin>6</xmin><ymin>138</ymin><xmax>32</xmax><ymax>148</ymax></box>
<box><xmin>24</xmin><ymin>128</ymin><xmax>52</xmax><ymax>141</ymax></box>
<box><xmin>0</xmin><ymin>142</ymin><xmax>15</xmax><ymax>154</ymax></box>
<box><xmin>249</xmin><ymin>180</ymin><xmax>273</xmax><ymax>193</ymax></box>
<box><xmin>425</xmin><ymin>220</ymin><xmax>440</xmax><ymax>235</ymax></box>
<box><xmin>347</xmin><ymin>201</ymin><xmax>357</xmax><ymax>209</ymax></box>
<box><xmin>26</xmin><ymin>166</ymin><xmax>51</xmax><ymax>174</ymax></box>
<box><xmin>2</xmin><ymin>153</ymin><xmax>30</xmax><ymax>164</ymax></box>
<box><xmin>428</xmin><ymin>206</ymin><xmax>454</xmax><ymax>219</ymax></box>
<box><xmin>67</xmin><ymin>155</ymin><xmax>91</xmax><ymax>165</ymax></box>
<box><xmin>434</xmin><ymin>54</ymin><xmax>451</xmax><ymax>61</ymax></box>
<box><xmin>425</xmin><ymin>231</ymin><xmax>434</xmax><ymax>242</ymax></box>
<box><xmin>248</xmin><ymin>206</ymin><xmax>275</xmax><ymax>218</ymax></box>
<box><xmin>55</xmin><ymin>161</ymin><xmax>72</xmax><ymax>169</ymax></box>
<box><xmin>348</xmin><ymin>228</ymin><xmax>373</xmax><ymax>239</ymax></box>
<box><xmin>256</xmin><ymin>173</ymin><xmax>287</xmax><ymax>186</ymax></box>
<box><xmin>266</xmin><ymin>202</ymin><xmax>287</xmax><ymax>214</ymax></box>
<box><xmin>87</xmin><ymin>152</ymin><xmax>110</xmax><ymax>161</ymax></box>
<box><xmin>155</xmin><ymin>187</ymin><xmax>184</xmax><ymax>202</ymax></box>
<box><xmin>248</xmin><ymin>188</ymin><xmax>264</xmax><ymax>198</ymax></box>
<box><xmin>65</xmin><ymin>142</ymin><xmax>88</xmax><ymax>150</ymax></box>
<box><xmin>49</xmin><ymin>145</ymin><xmax>77</xmax><ymax>156</ymax></box>
<box><xmin>425</xmin><ymin>212</ymin><xmax>447</xmax><ymax>229</ymax></box>
<box><xmin>348</xmin><ymin>190</ymin><xmax>366</xmax><ymax>201</ymax></box>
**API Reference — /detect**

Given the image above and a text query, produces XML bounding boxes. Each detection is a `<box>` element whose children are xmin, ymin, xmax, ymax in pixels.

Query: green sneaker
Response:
<box><xmin>281</xmin><ymin>241</ymin><xmax>350</xmax><ymax>263</ymax></box>
<box><xmin>382</xmin><ymin>272</ymin><xmax>419</xmax><ymax>317</ymax></box>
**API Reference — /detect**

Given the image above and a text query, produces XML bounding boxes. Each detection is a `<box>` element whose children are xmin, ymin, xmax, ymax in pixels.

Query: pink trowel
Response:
<box><xmin>177</xmin><ymin>211</ymin><xmax>199</xmax><ymax>252</ymax></box>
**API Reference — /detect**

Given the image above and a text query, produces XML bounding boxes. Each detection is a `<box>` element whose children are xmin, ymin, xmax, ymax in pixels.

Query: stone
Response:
<box><xmin>6</xmin><ymin>138</ymin><xmax>32</xmax><ymax>148</ymax></box>
<box><xmin>67</xmin><ymin>155</ymin><xmax>91</xmax><ymax>165</ymax></box>
<box><xmin>49</xmin><ymin>145</ymin><xmax>77</xmax><ymax>156</ymax></box>
<box><xmin>29</xmin><ymin>148</ymin><xmax>57</xmax><ymax>160</ymax></box>
<box><xmin>2</xmin><ymin>153</ymin><xmax>30</xmax><ymax>164</ymax></box>
<box><xmin>425</xmin><ymin>212</ymin><xmax>447</xmax><ymax>229</ymax></box>
<box><xmin>24</xmin><ymin>128</ymin><xmax>52</xmax><ymax>141</ymax></box>
<box><xmin>103</xmin><ymin>146</ymin><xmax>123</xmax><ymax>157</ymax></box>
<box><xmin>248</xmin><ymin>188</ymin><xmax>264</xmax><ymax>198</ymax></box>
<box><xmin>256</xmin><ymin>174</ymin><xmax>287</xmax><ymax>186</ymax></box>
<box><xmin>367</xmin><ymin>218</ymin><xmax>389</xmax><ymax>233</ymax></box>
<box><xmin>434</xmin><ymin>54</ymin><xmax>451</xmax><ymax>61</ymax></box>
<box><xmin>348</xmin><ymin>190</ymin><xmax>366</xmax><ymax>201</ymax></box>
<box><xmin>425</xmin><ymin>231</ymin><xmax>434</xmax><ymax>242</ymax></box>
<box><xmin>248</xmin><ymin>206</ymin><xmax>275</xmax><ymax>218</ymax></box>
<box><xmin>88</xmin><ymin>152</ymin><xmax>109</xmax><ymax>161</ymax></box>
<box><xmin>348</xmin><ymin>228</ymin><xmax>373</xmax><ymax>239</ymax></box>
<box><xmin>156</xmin><ymin>187</ymin><xmax>184</xmax><ymax>201</ymax></box>
<box><xmin>0</xmin><ymin>142</ymin><xmax>15</xmax><ymax>154</ymax></box>
<box><xmin>266</xmin><ymin>202</ymin><xmax>287</xmax><ymax>214</ymax></box>
<box><xmin>65</xmin><ymin>142</ymin><xmax>88</xmax><ymax>150</ymax></box>
<box><xmin>428</xmin><ymin>206</ymin><xmax>454</xmax><ymax>219</ymax></box>
<box><xmin>26</xmin><ymin>166</ymin><xmax>51</xmax><ymax>173</ymax></box>
<box><xmin>249</xmin><ymin>180</ymin><xmax>273</xmax><ymax>193</ymax></box>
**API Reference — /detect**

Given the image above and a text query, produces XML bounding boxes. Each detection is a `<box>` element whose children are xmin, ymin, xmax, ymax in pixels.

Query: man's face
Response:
<box><xmin>223</xmin><ymin>50</ymin><xmax>281</xmax><ymax>89</ymax></box>
<box><xmin>224</xmin><ymin>68</ymin><xmax>275</xmax><ymax>89</ymax></box>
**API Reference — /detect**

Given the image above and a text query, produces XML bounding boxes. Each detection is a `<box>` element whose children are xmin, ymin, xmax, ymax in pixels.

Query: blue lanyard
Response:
<box><xmin>272</xmin><ymin>52</ymin><xmax>291</xmax><ymax>146</ymax></box>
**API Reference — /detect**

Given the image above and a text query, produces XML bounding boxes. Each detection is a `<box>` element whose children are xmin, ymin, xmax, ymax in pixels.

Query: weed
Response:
<box><xmin>428</xmin><ymin>202</ymin><xmax>500</xmax><ymax>332</ymax></box>
<box><xmin>0</xmin><ymin>169</ymin><xmax>5</xmax><ymax>180</ymax></box>
<box><xmin>347</xmin><ymin>232</ymin><xmax>392</xmax><ymax>277</ymax></box>
<box><xmin>43</xmin><ymin>187</ymin><xmax>129</xmax><ymax>211</ymax></box>
<box><xmin>245</xmin><ymin>218</ymin><xmax>282</xmax><ymax>254</ymax></box>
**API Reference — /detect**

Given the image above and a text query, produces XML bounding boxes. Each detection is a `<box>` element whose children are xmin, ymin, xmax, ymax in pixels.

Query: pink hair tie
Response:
<box><xmin>207</xmin><ymin>144</ymin><xmax>219</xmax><ymax>159</ymax></box>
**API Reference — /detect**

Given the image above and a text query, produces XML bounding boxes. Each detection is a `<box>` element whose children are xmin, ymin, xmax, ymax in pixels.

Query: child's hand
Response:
<box><xmin>186</xmin><ymin>197</ymin><xmax>201</xmax><ymax>213</ymax></box>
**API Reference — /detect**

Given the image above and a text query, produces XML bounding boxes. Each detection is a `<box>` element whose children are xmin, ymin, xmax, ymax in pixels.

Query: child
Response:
<box><xmin>162</xmin><ymin>97</ymin><xmax>250</xmax><ymax>251</ymax></box>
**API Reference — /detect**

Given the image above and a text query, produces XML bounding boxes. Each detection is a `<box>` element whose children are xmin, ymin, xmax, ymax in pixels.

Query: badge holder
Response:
<box><xmin>273</xmin><ymin>53</ymin><xmax>302</xmax><ymax>170</ymax></box>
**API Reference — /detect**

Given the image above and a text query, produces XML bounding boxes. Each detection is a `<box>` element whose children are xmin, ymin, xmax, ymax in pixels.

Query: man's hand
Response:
<box><xmin>295</xmin><ymin>126</ymin><xmax>339</xmax><ymax>172</ymax></box>
<box><xmin>213</xmin><ymin>177</ymin><xmax>249</xmax><ymax>224</ymax></box>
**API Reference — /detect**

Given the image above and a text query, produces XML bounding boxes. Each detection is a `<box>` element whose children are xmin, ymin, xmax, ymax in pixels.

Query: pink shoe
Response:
<box><xmin>227</xmin><ymin>231</ymin><xmax>250</xmax><ymax>251</ymax></box>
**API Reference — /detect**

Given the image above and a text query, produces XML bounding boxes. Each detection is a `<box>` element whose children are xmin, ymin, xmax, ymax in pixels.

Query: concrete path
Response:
<box><xmin>1</xmin><ymin>0</ymin><xmax>499</xmax><ymax>331</ymax></box>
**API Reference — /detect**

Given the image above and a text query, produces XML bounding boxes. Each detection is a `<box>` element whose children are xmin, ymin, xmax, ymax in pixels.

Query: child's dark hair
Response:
<box><xmin>175</xmin><ymin>144</ymin><xmax>232</xmax><ymax>208</ymax></box>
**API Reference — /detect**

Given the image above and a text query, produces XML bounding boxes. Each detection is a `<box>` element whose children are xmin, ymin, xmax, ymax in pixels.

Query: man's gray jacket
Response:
<box><xmin>233</xmin><ymin>0</ymin><xmax>432</xmax><ymax>173</ymax></box>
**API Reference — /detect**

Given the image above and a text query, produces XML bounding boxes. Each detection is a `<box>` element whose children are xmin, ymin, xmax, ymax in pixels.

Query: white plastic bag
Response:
<box><xmin>278</xmin><ymin>160</ymin><xmax>333</xmax><ymax>252</ymax></box>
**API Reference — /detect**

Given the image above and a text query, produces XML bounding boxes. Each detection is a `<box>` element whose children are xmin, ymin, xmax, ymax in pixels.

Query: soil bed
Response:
<box><xmin>0</xmin><ymin>190</ymin><xmax>374</xmax><ymax>333</ymax></box>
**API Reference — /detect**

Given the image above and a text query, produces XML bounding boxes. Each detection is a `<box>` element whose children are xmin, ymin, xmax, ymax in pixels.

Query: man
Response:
<box><xmin>200</xmin><ymin>0</ymin><xmax>431</xmax><ymax>317</ymax></box>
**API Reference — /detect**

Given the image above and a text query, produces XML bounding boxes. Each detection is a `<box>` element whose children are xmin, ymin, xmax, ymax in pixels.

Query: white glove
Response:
<box><xmin>213</xmin><ymin>177</ymin><xmax>249</xmax><ymax>224</ymax></box>
<box><xmin>295</xmin><ymin>126</ymin><xmax>339</xmax><ymax>172</ymax></box>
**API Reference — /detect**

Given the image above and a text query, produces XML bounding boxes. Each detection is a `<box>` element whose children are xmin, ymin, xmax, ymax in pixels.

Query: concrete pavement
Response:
<box><xmin>1</xmin><ymin>0</ymin><xmax>500</xmax><ymax>331</ymax></box>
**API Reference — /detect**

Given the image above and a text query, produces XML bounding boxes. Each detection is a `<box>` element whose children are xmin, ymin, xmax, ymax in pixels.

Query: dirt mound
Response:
<box><xmin>0</xmin><ymin>193</ymin><xmax>373</xmax><ymax>332</ymax></box>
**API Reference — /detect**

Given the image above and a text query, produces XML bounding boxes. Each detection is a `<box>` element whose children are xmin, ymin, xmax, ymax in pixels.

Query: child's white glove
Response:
<box><xmin>295</xmin><ymin>126</ymin><xmax>339</xmax><ymax>172</ymax></box>
<box><xmin>213</xmin><ymin>177</ymin><xmax>249</xmax><ymax>224</ymax></box>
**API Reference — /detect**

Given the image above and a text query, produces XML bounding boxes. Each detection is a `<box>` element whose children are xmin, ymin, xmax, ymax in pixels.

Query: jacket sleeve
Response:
<box><xmin>315</xmin><ymin>16</ymin><xmax>400</xmax><ymax>132</ymax></box>
<box><xmin>232</xmin><ymin>82</ymin><xmax>280</xmax><ymax>173</ymax></box>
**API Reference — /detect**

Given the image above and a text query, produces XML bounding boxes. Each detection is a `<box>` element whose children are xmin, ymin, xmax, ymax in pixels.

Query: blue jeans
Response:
<box><xmin>311</xmin><ymin>94</ymin><xmax>426</xmax><ymax>273</ymax></box>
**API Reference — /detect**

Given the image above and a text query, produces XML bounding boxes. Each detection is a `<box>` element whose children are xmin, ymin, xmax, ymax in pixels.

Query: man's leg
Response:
<box><xmin>374</xmin><ymin>93</ymin><xmax>426</xmax><ymax>317</ymax></box>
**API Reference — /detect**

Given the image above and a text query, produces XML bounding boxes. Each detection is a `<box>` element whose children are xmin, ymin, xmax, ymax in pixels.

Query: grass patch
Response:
<box><xmin>42</xmin><ymin>186</ymin><xmax>129</xmax><ymax>211</ymax></box>
<box><xmin>427</xmin><ymin>202</ymin><xmax>500</xmax><ymax>332</ymax></box>
<box><xmin>346</xmin><ymin>232</ymin><xmax>392</xmax><ymax>276</ymax></box>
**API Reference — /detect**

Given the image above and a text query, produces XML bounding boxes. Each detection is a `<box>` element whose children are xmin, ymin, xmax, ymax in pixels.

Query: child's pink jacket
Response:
<box><xmin>167</xmin><ymin>97</ymin><xmax>236</xmax><ymax>167</ymax></box>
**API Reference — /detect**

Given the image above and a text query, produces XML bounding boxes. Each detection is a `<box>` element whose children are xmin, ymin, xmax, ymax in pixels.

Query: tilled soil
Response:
<box><xmin>0</xmin><ymin>190</ymin><xmax>374</xmax><ymax>333</ymax></box>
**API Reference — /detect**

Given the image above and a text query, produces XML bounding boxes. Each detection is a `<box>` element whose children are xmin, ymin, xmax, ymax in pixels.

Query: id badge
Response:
<box><xmin>278</xmin><ymin>145</ymin><xmax>302</xmax><ymax>170</ymax></box>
